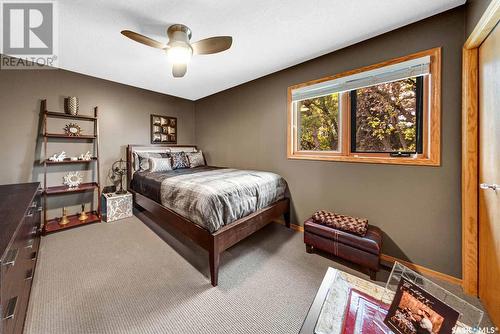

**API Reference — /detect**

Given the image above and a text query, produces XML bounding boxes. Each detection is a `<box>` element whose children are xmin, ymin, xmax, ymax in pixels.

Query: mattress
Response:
<box><xmin>131</xmin><ymin>167</ymin><xmax>287</xmax><ymax>233</ymax></box>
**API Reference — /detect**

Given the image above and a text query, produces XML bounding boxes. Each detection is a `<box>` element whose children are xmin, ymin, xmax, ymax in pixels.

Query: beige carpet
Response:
<box><xmin>24</xmin><ymin>214</ymin><xmax>492</xmax><ymax>334</ymax></box>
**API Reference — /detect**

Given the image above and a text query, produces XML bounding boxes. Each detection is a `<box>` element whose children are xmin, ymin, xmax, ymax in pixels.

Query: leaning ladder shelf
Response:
<box><xmin>41</xmin><ymin>99</ymin><xmax>102</xmax><ymax>235</ymax></box>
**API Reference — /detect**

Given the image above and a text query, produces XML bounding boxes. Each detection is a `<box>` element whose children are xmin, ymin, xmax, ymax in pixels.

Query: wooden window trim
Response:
<box><xmin>287</xmin><ymin>47</ymin><xmax>441</xmax><ymax>166</ymax></box>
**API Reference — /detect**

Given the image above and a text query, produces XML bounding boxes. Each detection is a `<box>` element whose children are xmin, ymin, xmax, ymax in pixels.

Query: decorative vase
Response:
<box><xmin>66</xmin><ymin>97</ymin><xmax>79</xmax><ymax>115</ymax></box>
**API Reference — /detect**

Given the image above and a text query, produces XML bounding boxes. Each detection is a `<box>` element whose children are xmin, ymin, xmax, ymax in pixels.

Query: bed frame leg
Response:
<box><xmin>284</xmin><ymin>200</ymin><xmax>291</xmax><ymax>228</ymax></box>
<box><xmin>209</xmin><ymin>242</ymin><xmax>220</xmax><ymax>287</ymax></box>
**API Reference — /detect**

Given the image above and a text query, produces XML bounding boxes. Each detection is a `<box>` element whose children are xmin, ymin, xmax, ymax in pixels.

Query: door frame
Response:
<box><xmin>462</xmin><ymin>0</ymin><xmax>500</xmax><ymax>296</ymax></box>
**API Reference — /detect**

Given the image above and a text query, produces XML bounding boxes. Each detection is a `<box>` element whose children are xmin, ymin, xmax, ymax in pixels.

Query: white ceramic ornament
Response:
<box><xmin>49</xmin><ymin>151</ymin><xmax>67</xmax><ymax>162</ymax></box>
<box><xmin>79</xmin><ymin>151</ymin><xmax>92</xmax><ymax>161</ymax></box>
<box><xmin>63</xmin><ymin>172</ymin><xmax>83</xmax><ymax>188</ymax></box>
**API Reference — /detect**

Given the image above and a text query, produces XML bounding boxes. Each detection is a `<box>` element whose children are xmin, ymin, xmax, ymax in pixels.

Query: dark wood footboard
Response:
<box><xmin>209</xmin><ymin>198</ymin><xmax>290</xmax><ymax>285</ymax></box>
<box><xmin>132</xmin><ymin>189</ymin><xmax>289</xmax><ymax>286</ymax></box>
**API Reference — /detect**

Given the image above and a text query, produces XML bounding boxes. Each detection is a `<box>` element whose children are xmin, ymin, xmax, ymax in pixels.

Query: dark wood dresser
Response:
<box><xmin>0</xmin><ymin>183</ymin><xmax>41</xmax><ymax>334</ymax></box>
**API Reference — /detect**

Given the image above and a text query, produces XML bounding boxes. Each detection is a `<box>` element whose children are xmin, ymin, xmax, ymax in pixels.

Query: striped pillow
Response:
<box><xmin>148</xmin><ymin>157</ymin><xmax>173</xmax><ymax>172</ymax></box>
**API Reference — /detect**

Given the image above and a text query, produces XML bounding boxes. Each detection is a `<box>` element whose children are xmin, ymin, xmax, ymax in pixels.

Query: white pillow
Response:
<box><xmin>135</xmin><ymin>152</ymin><xmax>170</xmax><ymax>171</ymax></box>
<box><xmin>148</xmin><ymin>157</ymin><xmax>173</xmax><ymax>172</ymax></box>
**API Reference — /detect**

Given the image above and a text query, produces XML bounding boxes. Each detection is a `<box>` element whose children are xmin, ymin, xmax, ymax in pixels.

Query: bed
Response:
<box><xmin>126</xmin><ymin>145</ymin><xmax>290</xmax><ymax>286</ymax></box>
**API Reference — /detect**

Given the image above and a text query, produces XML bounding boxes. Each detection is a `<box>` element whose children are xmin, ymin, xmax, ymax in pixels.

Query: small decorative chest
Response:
<box><xmin>304</xmin><ymin>217</ymin><xmax>382</xmax><ymax>280</ymax></box>
<box><xmin>102</xmin><ymin>192</ymin><xmax>133</xmax><ymax>222</ymax></box>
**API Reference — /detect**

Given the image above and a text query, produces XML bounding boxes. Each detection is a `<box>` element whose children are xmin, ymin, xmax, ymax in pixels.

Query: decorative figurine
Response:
<box><xmin>79</xmin><ymin>151</ymin><xmax>92</xmax><ymax>161</ymax></box>
<box><xmin>59</xmin><ymin>207</ymin><xmax>70</xmax><ymax>226</ymax></box>
<box><xmin>63</xmin><ymin>123</ymin><xmax>82</xmax><ymax>136</ymax></box>
<box><xmin>48</xmin><ymin>151</ymin><xmax>67</xmax><ymax>162</ymax></box>
<box><xmin>111</xmin><ymin>159</ymin><xmax>127</xmax><ymax>194</ymax></box>
<box><xmin>63</xmin><ymin>171</ymin><xmax>83</xmax><ymax>189</ymax></box>
<box><xmin>78</xmin><ymin>204</ymin><xmax>88</xmax><ymax>221</ymax></box>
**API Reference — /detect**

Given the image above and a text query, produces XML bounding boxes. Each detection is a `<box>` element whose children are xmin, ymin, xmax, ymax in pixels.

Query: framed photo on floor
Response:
<box><xmin>151</xmin><ymin>114</ymin><xmax>177</xmax><ymax>144</ymax></box>
<box><xmin>384</xmin><ymin>278</ymin><xmax>459</xmax><ymax>334</ymax></box>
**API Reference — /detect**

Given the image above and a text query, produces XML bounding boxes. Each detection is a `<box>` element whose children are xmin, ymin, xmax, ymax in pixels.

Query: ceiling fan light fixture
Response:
<box><xmin>166</xmin><ymin>42</ymin><xmax>193</xmax><ymax>64</ymax></box>
<box><xmin>121</xmin><ymin>23</ymin><xmax>232</xmax><ymax>78</ymax></box>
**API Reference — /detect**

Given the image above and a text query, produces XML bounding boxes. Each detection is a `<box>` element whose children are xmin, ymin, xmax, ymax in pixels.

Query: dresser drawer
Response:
<box><xmin>1</xmin><ymin>294</ymin><xmax>18</xmax><ymax>334</ymax></box>
<box><xmin>0</xmin><ymin>183</ymin><xmax>41</xmax><ymax>334</ymax></box>
<box><xmin>17</xmin><ymin>202</ymin><xmax>41</xmax><ymax>257</ymax></box>
<box><xmin>1</xmin><ymin>255</ymin><xmax>26</xmax><ymax>334</ymax></box>
<box><xmin>1</xmin><ymin>246</ymin><xmax>24</xmax><ymax>294</ymax></box>
<box><xmin>1</xmin><ymin>210</ymin><xmax>40</xmax><ymax>326</ymax></box>
<box><xmin>20</xmin><ymin>223</ymin><xmax>39</xmax><ymax>252</ymax></box>
<box><xmin>23</xmin><ymin>208</ymin><xmax>41</xmax><ymax>266</ymax></box>
<box><xmin>1</xmin><ymin>245</ymin><xmax>34</xmax><ymax>301</ymax></box>
<box><xmin>24</xmin><ymin>198</ymin><xmax>41</xmax><ymax>235</ymax></box>
<box><xmin>1</xmin><ymin>267</ymin><xmax>33</xmax><ymax>334</ymax></box>
<box><xmin>1</xmin><ymin>244</ymin><xmax>37</xmax><ymax>334</ymax></box>
<box><xmin>9</xmin><ymin>223</ymin><xmax>38</xmax><ymax>266</ymax></box>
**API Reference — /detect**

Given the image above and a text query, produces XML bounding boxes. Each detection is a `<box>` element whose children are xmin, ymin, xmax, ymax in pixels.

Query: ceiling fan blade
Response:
<box><xmin>192</xmin><ymin>36</ymin><xmax>232</xmax><ymax>55</ymax></box>
<box><xmin>172</xmin><ymin>63</ymin><xmax>187</xmax><ymax>78</ymax></box>
<box><xmin>121</xmin><ymin>30</ymin><xmax>166</xmax><ymax>49</ymax></box>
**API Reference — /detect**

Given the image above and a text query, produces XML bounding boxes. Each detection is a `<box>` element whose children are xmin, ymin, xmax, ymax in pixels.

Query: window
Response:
<box><xmin>297</xmin><ymin>93</ymin><xmax>340</xmax><ymax>152</ymax></box>
<box><xmin>351</xmin><ymin>77</ymin><xmax>423</xmax><ymax>154</ymax></box>
<box><xmin>287</xmin><ymin>48</ymin><xmax>441</xmax><ymax>166</ymax></box>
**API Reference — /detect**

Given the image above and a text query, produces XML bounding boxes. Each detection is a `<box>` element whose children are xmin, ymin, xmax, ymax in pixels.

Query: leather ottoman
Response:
<box><xmin>304</xmin><ymin>218</ymin><xmax>382</xmax><ymax>279</ymax></box>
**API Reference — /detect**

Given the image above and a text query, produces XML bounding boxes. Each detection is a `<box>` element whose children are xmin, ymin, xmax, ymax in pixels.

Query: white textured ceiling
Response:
<box><xmin>58</xmin><ymin>0</ymin><xmax>465</xmax><ymax>100</ymax></box>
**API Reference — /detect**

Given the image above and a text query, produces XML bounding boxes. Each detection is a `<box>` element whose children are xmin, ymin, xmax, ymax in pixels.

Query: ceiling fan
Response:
<box><xmin>121</xmin><ymin>24</ymin><xmax>232</xmax><ymax>78</ymax></box>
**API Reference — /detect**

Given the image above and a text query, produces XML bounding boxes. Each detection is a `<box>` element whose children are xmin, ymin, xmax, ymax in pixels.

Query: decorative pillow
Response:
<box><xmin>312</xmin><ymin>210</ymin><xmax>368</xmax><ymax>236</ymax></box>
<box><xmin>148</xmin><ymin>157</ymin><xmax>173</xmax><ymax>172</ymax></box>
<box><xmin>171</xmin><ymin>152</ymin><xmax>190</xmax><ymax>169</ymax></box>
<box><xmin>136</xmin><ymin>152</ymin><xmax>170</xmax><ymax>171</ymax></box>
<box><xmin>133</xmin><ymin>152</ymin><xmax>141</xmax><ymax>171</ymax></box>
<box><xmin>187</xmin><ymin>151</ymin><xmax>205</xmax><ymax>168</ymax></box>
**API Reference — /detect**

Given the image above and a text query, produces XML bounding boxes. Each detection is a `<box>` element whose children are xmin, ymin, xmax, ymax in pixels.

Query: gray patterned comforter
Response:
<box><xmin>132</xmin><ymin>167</ymin><xmax>287</xmax><ymax>233</ymax></box>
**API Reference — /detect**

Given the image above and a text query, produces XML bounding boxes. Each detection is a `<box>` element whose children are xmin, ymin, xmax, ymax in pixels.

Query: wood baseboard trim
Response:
<box><xmin>274</xmin><ymin>219</ymin><xmax>304</xmax><ymax>231</ymax></box>
<box><xmin>274</xmin><ymin>221</ymin><xmax>462</xmax><ymax>286</ymax></box>
<box><xmin>379</xmin><ymin>254</ymin><xmax>462</xmax><ymax>286</ymax></box>
<box><xmin>290</xmin><ymin>222</ymin><xmax>305</xmax><ymax>232</ymax></box>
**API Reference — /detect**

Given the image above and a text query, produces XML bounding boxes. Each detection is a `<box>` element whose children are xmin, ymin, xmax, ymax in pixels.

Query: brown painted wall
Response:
<box><xmin>195</xmin><ymin>8</ymin><xmax>465</xmax><ymax>277</ymax></box>
<box><xmin>0</xmin><ymin>66</ymin><xmax>195</xmax><ymax>218</ymax></box>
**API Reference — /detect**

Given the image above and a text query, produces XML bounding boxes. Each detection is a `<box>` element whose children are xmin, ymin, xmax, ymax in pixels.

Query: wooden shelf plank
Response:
<box><xmin>45</xmin><ymin>111</ymin><xmax>97</xmax><ymax>121</ymax></box>
<box><xmin>41</xmin><ymin>100</ymin><xmax>102</xmax><ymax>231</ymax></box>
<box><xmin>44</xmin><ymin>182</ymin><xmax>98</xmax><ymax>196</ymax></box>
<box><xmin>44</xmin><ymin>133</ymin><xmax>97</xmax><ymax>140</ymax></box>
<box><xmin>44</xmin><ymin>157</ymin><xmax>98</xmax><ymax>165</ymax></box>
<box><xmin>43</xmin><ymin>211</ymin><xmax>100</xmax><ymax>234</ymax></box>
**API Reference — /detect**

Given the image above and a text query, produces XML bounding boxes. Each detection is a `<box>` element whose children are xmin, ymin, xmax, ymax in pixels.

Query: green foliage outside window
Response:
<box><xmin>298</xmin><ymin>93</ymin><xmax>340</xmax><ymax>151</ymax></box>
<box><xmin>355</xmin><ymin>78</ymin><xmax>417</xmax><ymax>152</ymax></box>
<box><xmin>296</xmin><ymin>77</ymin><xmax>419</xmax><ymax>153</ymax></box>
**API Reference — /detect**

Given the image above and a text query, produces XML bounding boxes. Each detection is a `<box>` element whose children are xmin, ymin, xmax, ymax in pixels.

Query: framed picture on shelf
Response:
<box><xmin>151</xmin><ymin>114</ymin><xmax>177</xmax><ymax>144</ymax></box>
<box><xmin>384</xmin><ymin>278</ymin><xmax>459</xmax><ymax>334</ymax></box>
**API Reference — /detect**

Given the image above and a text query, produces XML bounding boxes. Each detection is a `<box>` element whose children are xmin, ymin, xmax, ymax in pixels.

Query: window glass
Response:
<box><xmin>351</xmin><ymin>77</ymin><xmax>422</xmax><ymax>153</ymax></box>
<box><xmin>296</xmin><ymin>93</ymin><xmax>340</xmax><ymax>152</ymax></box>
